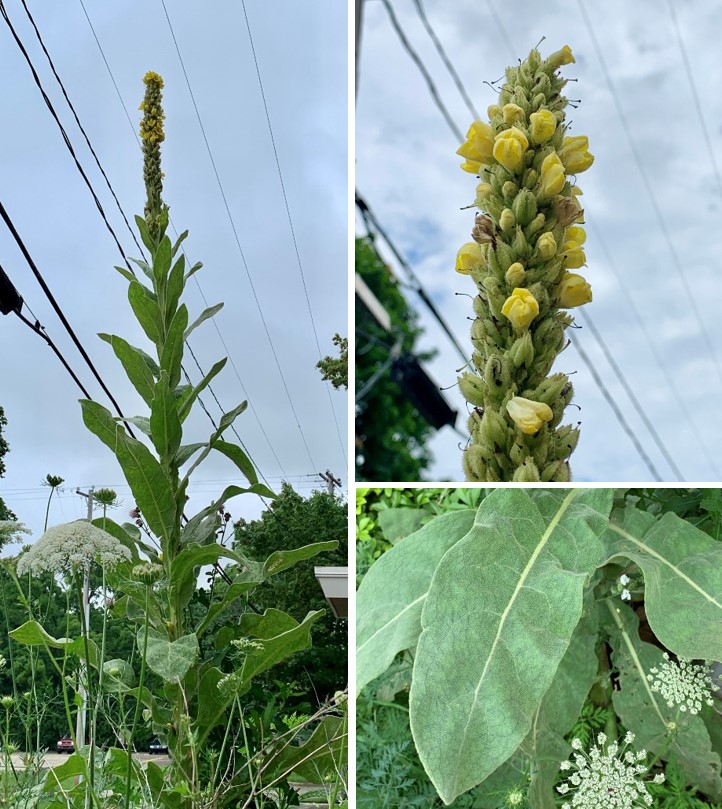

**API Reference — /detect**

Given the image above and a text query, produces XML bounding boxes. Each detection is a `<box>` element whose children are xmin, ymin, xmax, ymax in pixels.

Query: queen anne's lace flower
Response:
<box><xmin>16</xmin><ymin>520</ymin><xmax>131</xmax><ymax>576</ymax></box>
<box><xmin>557</xmin><ymin>732</ymin><xmax>663</xmax><ymax>808</ymax></box>
<box><xmin>0</xmin><ymin>521</ymin><xmax>31</xmax><ymax>544</ymax></box>
<box><xmin>647</xmin><ymin>653</ymin><xmax>716</xmax><ymax>714</ymax></box>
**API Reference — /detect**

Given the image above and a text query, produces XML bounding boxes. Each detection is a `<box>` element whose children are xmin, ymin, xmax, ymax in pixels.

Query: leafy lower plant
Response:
<box><xmin>6</xmin><ymin>71</ymin><xmax>344</xmax><ymax>809</ymax></box>
<box><xmin>357</xmin><ymin>488</ymin><xmax>722</xmax><ymax>807</ymax></box>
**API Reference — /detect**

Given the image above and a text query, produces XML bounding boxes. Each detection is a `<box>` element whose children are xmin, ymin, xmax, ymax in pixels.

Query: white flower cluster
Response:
<box><xmin>557</xmin><ymin>732</ymin><xmax>664</xmax><ymax>808</ymax></box>
<box><xmin>16</xmin><ymin>520</ymin><xmax>131</xmax><ymax>576</ymax></box>
<box><xmin>0</xmin><ymin>520</ymin><xmax>31</xmax><ymax>543</ymax></box>
<box><xmin>647</xmin><ymin>653</ymin><xmax>716</xmax><ymax>714</ymax></box>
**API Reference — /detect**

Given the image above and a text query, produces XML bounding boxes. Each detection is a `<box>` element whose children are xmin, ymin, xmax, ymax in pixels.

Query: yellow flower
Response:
<box><xmin>505</xmin><ymin>262</ymin><xmax>526</xmax><ymax>286</ymax></box>
<box><xmin>539</xmin><ymin>152</ymin><xmax>566</xmax><ymax>199</ymax></box>
<box><xmin>559</xmin><ymin>136</ymin><xmax>594</xmax><ymax>173</ymax></box>
<box><xmin>506</xmin><ymin>396</ymin><xmax>553</xmax><ymax>434</ymax></box>
<box><xmin>502</xmin><ymin>103</ymin><xmax>525</xmax><ymax>125</ymax></box>
<box><xmin>457</xmin><ymin>120</ymin><xmax>494</xmax><ymax>164</ymax></box>
<box><xmin>547</xmin><ymin>45</ymin><xmax>575</xmax><ymax>69</ymax></box>
<box><xmin>487</xmin><ymin>104</ymin><xmax>501</xmax><ymax>119</ymax></box>
<box><xmin>460</xmin><ymin>160</ymin><xmax>482</xmax><ymax>175</ymax></box>
<box><xmin>558</xmin><ymin>272</ymin><xmax>592</xmax><ymax>307</ymax></box>
<box><xmin>143</xmin><ymin>70</ymin><xmax>164</xmax><ymax>88</ymax></box>
<box><xmin>529</xmin><ymin>110</ymin><xmax>557</xmax><ymax>144</ymax></box>
<box><xmin>501</xmin><ymin>287</ymin><xmax>539</xmax><ymax>329</ymax></box>
<box><xmin>456</xmin><ymin>242</ymin><xmax>485</xmax><ymax>274</ymax></box>
<box><xmin>493</xmin><ymin>127</ymin><xmax>529</xmax><ymax>173</ymax></box>
<box><xmin>536</xmin><ymin>232</ymin><xmax>557</xmax><ymax>259</ymax></box>
<box><xmin>563</xmin><ymin>226</ymin><xmax>586</xmax><ymax>249</ymax></box>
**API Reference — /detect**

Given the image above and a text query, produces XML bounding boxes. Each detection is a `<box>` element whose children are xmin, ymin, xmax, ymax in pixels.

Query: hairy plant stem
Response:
<box><xmin>125</xmin><ymin>586</ymin><xmax>150</xmax><ymax>809</ymax></box>
<box><xmin>74</xmin><ymin>571</ymin><xmax>96</xmax><ymax>808</ymax></box>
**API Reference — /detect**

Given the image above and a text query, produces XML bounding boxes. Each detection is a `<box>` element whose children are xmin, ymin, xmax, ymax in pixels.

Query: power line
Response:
<box><xmin>355</xmin><ymin>192</ymin><xmax>468</xmax><ymax>364</ymax></box>
<box><xmin>0</xmin><ymin>200</ymin><xmax>137</xmax><ymax>438</ymax></box>
<box><xmin>577</xmin><ymin>0</ymin><xmax>722</xmax><ymax>390</ymax></box>
<box><xmin>484</xmin><ymin>0</ymin><xmax>516</xmax><ymax>62</ymax></box>
<box><xmin>239</xmin><ymin>0</ymin><xmax>347</xmax><ymax>466</ymax></box>
<box><xmin>157</xmin><ymin>0</ymin><xmax>318</xmax><ymax>470</ymax></box>
<box><xmin>411</xmin><ymin>0</ymin><xmax>479</xmax><ymax>121</ymax></box>
<box><xmin>571</xmin><ymin>337</ymin><xmax>661</xmax><ymax>481</ymax></box>
<box><xmin>378</xmin><ymin>0</ymin><xmax>464</xmax><ymax>142</ymax></box>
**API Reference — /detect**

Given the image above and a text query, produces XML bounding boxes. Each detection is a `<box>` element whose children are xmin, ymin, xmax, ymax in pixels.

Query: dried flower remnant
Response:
<box><xmin>647</xmin><ymin>653</ymin><xmax>717</xmax><ymax>714</ymax></box>
<box><xmin>557</xmin><ymin>732</ymin><xmax>664</xmax><ymax>808</ymax></box>
<box><xmin>16</xmin><ymin>520</ymin><xmax>131</xmax><ymax>576</ymax></box>
<box><xmin>455</xmin><ymin>45</ymin><xmax>595</xmax><ymax>482</ymax></box>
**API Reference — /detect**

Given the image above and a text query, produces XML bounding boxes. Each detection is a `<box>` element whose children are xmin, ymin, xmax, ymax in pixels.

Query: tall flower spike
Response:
<box><xmin>140</xmin><ymin>71</ymin><xmax>166</xmax><ymax>242</ymax></box>
<box><xmin>557</xmin><ymin>733</ymin><xmax>664</xmax><ymax>808</ymax></box>
<box><xmin>455</xmin><ymin>44</ymin><xmax>594</xmax><ymax>481</ymax></box>
<box><xmin>647</xmin><ymin>653</ymin><xmax>718</xmax><ymax>714</ymax></box>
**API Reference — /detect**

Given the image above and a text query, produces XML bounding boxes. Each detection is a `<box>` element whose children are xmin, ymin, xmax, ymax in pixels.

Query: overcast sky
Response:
<box><xmin>0</xmin><ymin>0</ymin><xmax>348</xmax><ymax>546</ymax></box>
<box><xmin>356</xmin><ymin>0</ymin><xmax>722</xmax><ymax>483</ymax></box>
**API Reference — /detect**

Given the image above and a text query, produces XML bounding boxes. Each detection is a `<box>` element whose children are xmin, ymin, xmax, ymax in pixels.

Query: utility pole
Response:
<box><xmin>319</xmin><ymin>470</ymin><xmax>342</xmax><ymax>496</ymax></box>
<box><xmin>75</xmin><ymin>486</ymin><xmax>93</xmax><ymax>749</ymax></box>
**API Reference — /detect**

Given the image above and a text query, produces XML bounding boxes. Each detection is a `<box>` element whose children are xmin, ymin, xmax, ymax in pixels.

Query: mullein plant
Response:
<box><xmin>455</xmin><ymin>44</ymin><xmax>594</xmax><ymax>482</ymax></box>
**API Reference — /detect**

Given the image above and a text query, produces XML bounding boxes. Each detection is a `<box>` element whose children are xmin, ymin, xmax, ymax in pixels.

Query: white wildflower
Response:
<box><xmin>0</xmin><ymin>521</ymin><xmax>31</xmax><ymax>543</ymax></box>
<box><xmin>647</xmin><ymin>653</ymin><xmax>716</xmax><ymax>715</ymax></box>
<box><xmin>621</xmin><ymin>589</ymin><xmax>631</xmax><ymax>601</ymax></box>
<box><xmin>619</xmin><ymin>574</ymin><xmax>630</xmax><ymax>586</ymax></box>
<box><xmin>230</xmin><ymin>638</ymin><xmax>264</xmax><ymax>653</ymax></box>
<box><xmin>556</xmin><ymin>732</ymin><xmax>663</xmax><ymax>808</ymax></box>
<box><xmin>16</xmin><ymin>520</ymin><xmax>131</xmax><ymax>576</ymax></box>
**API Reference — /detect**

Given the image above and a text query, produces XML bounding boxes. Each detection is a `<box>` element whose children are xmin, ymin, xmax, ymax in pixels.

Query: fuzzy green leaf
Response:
<box><xmin>196</xmin><ymin>573</ymin><xmax>260</xmax><ymax>637</ymax></box>
<box><xmin>169</xmin><ymin>543</ymin><xmax>243</xmax><ymax>611</ymax></box>
<box><xmin>212</xmin><ymin>439</ymin><xmax>257</xmax><ymax>485</ymax></box>
<box><xmin>160</xmin><ymin>304</ymin><xmax>188</xmax><ymax>390</ymax></box>
<box><xmin>262</xmin><ymin>540</ymin><xmax>338</xmax><ymax>578</ymax></box>
<box><xmin>10</xmin><ymin>620</ymin><xmax>98</xmax><ymax>666</ymax></box>
<box><xmin>152</xmin><ymin>235</ymin><xmax>172</xmax><ymax>288</ymax></box>
<box><xmin>178</xmin><ymin>357</ymin><xmax>227</xmax><ymax>423</ymax></box>
<box><xmin>356</xmin><ymin>509</ymin><xmax>477</xmax><ymax>695</ymax></box>
<box><xmin>605</xmin><ymin>506</ymin><xmax>722</xmax><ymax>660</ymax></box>
<box><xmin>266</xmin><ymin>714</ymin><xmax>347</xmax><ymax>784</ymax></box>
<box><xmin>185</xmin><ymin>302</ymin><xmax>223</xmax><ymax>341</ymax></box>
<box><xmin>377</xmin><ymin>507</ymin><xmax>426</xmax><ymax>544</ymax></box>
<box><xmin>135</xmin><ymin>215</ymin><xmax>154</xmax><ymax>252</ymax></box>
<box><xmin>80</xmin><ymin>399</ymin><xmax>177</xmax><ymax>541</ymax></box>
<box><xmin>141</xmin><ymin>629</ymin><xmax>199</xmax><ymax>684</ymax></box>
<box><xmin>166</xmin><ymin>254</ymin><xmax>185</xmax><ymax>324</ymax></box>
<box><xmin>410</xmin><ymin>488</ymin><xmax>613</xmax><ymax>804</ymax></box>
<box><xmin>99</xmin><ymin>333</ymin><xmax>156</xmax><ymax>406</ymax></box>
<box><xmin>149</xmin><ymin>370</ymin><xmax>182</xmax><ymax>460</ymax></box>
<box><xmin>172</xmin><ymin>229</ymin><xmax>188</xmax><ymax>257</ymax></box>
<box><xmin>128</xmin><ymin>280</ymin><xmax>163</xmax><ymax>348</ymax></box>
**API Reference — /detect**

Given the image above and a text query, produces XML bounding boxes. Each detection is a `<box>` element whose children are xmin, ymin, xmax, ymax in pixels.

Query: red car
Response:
<box><xmin>56</xmin><ymin>735</ymin><xmax>74</xmax><ymax>754</ymax></box>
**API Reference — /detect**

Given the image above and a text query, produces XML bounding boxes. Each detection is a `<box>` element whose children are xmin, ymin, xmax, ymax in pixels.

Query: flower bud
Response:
<box><xmin>506</xmin><ymin>397</ymin><xmax>553</xmax><ymax>435</ymax></box>
<box><xmin>133</xmin><ymin>562</ymin><xmax>164</xmax><ymax>585</ymax></box>
<box><xmin>559</xmin><ymin>136</ymin><xmax>594</xmax><ymax>174</ymax></box>
<box><xmin>502</xmin><ymin>181</ymin><xmax>518</xmax><ymax>203</ymax></box>
<box><xmin>458</xmin><ymin>372</ymin><xmax>486</xmax><ymax>407</ymax></box>
<box><xmin>509</xmin><ymin>331</ymin><xmax>534</xmax><ymax>368</ymax></box>
<box><xmin>0</xmin><ymin>696</ymin><xmax>13</xmax><ymax>709</ymax></box>
<box><xmin>455</xmin><ymin>242</ymin><xmax>485</xmax><ymax>274</ymax></box>
<box><xmin>493</xmin><ymin>127</ymin><xmax>529</xmax><ymax>173</ymax></box>
<box><xmin>472</xmin><ymin>213</ymin><xmax>496</xmax><ymax>245</ymax></box>
<box><xmin>502</xmin><ymin>103</ymin><xmax>525</xmax><ymax>125</ymax></box>
<box><xmin>511</xmin><ymin>188</ymin><xmax>537</xmax><ymax>226</ymax></box>
<box><xmin>539</xmin><ymin>152</ymin><xmax>566</xmax><ymax>199</ymax></box>
<box><xmin>558</xmin><ymin>272</ymin><xmax>592</xmax><ymax>307</ymax></box>
<box><xmin>505</xmin><ymin>262</ymin><xmax>526</xmax><ymax>286</ymax></box>
<box><xmin>460</xmin><ymin>159</ymin><xmax>482</xmax><ymax>175</ymax></box>
<box><xmin>480</xmin><ymin>408</ymin><xmax>508</xmax><ymax>449</ymax></box>
<box><xmin>499</xmin><ymin>208</ymin><xmax>515</xmax><ymax>232</ymax></box>
<box><xmin>529</xmin><ymin>110</ymin><xmax>557</xmax><ymax>144</ymax></box>
<box><xmin>525</xmin><ymin>212</ymin><xmax>546</xmax><ymax>238</ymax></box>
<box><xmin>536</xmin><ymin>232</ymin><xmax>557</xmax><ymax>260</ymax></box>
<box><xmin>501</xmin><ymin>288</ymin><xmax>539</xmax><ymax>330</ymax></box>
<box><xmin>522</xmin><ymin>168</ymin><xmax>539</xmax><ymax>190</ymax></box>
<box><xmin>563</xmin><ymin>248</ymin><xmax>586</xmax><ymax>269</ymax></box>
<box><xmin>513</xmin><ymin>457</ymin><xmax>542</xmax><ymax>481</ymax></box>
<box><xmin>528</xmin><ymin>373</ymin><xmax>569</xmax><ymax>406</ymax></box>
<box><xmin>487</xmin><ymin>104</ymin><xmax>501</xmax><ymax>120</ymax></box>
<box><xmin>484</xmin><ymin>353</ymin><xmax>511</xmax><ymax>394</ymax></box>
<box><xmin>475</xmin><ymin>182</ymin><xmax>493</xmax><ymax>206</ymax></box>
<box><xmin>547</xmin><ymin>45</ymin><xmax>575</xmax><ymax>69</ymax></box>
<box><xmin>463</xmin><ymin>445</ymin><xmax>488</xmax><ymax>481</ymax></box>
<box><xmin>456</xmin><ymin>120</ymin><xmax>494</xmax><ymax>164</ymax></box>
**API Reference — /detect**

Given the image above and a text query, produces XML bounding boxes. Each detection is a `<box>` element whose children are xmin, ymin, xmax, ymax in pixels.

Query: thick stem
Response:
<box><xmin>125</xmin><ymin>586</ymin><xmax>150</xmax><ymax>809</ymax></box>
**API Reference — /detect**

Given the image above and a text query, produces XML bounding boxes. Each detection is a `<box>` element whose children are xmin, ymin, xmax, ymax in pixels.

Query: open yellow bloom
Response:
<box><xmin>539</xmin><ymin>152</ymin><xmax>566</xmax><ymax>198</ymax></box>
<box><xmin>506</xmin><ymin>396</ymin><xmax>553</xmax><ymax>434</ymax></box>
<box><xmin>547</xmin><ymin>45</ymin><xmax>575</xmax><ymax>69</ymax></box>
<box><xmin>457</xmin><ymin>120</ymin><xmax>494</xmax><ymax>164</ymax></box>
<box><xmin>564</xmin><ymin>226</ymin><xmax>586</xmax><ymax>249</ymax></box>
<box><xmin>559</xmin><ymin>136</ymin><xmax>594</xmax><ymax>173</ymax></box>
<box><xmin>537</xmin><ymin>232</ymin><xmax>557</xmax><ymax>259</ymax></box>
<box><xmin>502</xmin><ymin>103</ymin><xmax>525</xmax><ymax>125</ymax></box>
<box><xmin>493</xmin><ymin>127</ymin><xmax>529</xmax><ymax>173</ymax></box>
<box><xmin>456</xmin><ymin>242</ymin><xmax>485</xmax><ymax>274</ymax></box>
<box><xmin>501</xmin><ymin>287</ymin><xmax>539</xmax><ymax>329</ymax></box>
<box><xmin>558</xmin><ymin>272</ymin><xmax>592</xmax><ymax>307</ymax></box>
<box><xmin>563</xmin><ymin>248</ymin><xmax>586</xmax><ymax>269</ymax></box>
<box><xmin>460</xmin><ymin>160</ymin><xmax>482</xmax><ymax>175</ymax></box>
<box><xmin>529</xmin><ymin>110</ymin><xmax>557</xmax><ymax>144</ymax></box>
<box><xmin>487</xmin><ymin>104</ymin><xmax>501</xmax><ymax>119</ymax></box>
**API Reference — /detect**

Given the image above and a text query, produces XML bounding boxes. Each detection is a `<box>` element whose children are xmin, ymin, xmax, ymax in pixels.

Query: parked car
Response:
<box><xmin>56</xmin><ymin>735</ymin><xmax>74</xmax><ymax>754</ymax></box>
<box><xmin>149</xmin><ymin>738</ymin><xmax>168</xmax><ymax>755</ymax></box>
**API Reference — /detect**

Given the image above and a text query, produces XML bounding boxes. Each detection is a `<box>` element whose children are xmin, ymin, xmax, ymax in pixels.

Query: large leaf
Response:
<box><xmin>605</xmin><ymin>506</ymin><xmax>722</xmax><ymax>660</ymax></box>
<box><xmin>159</xmin><ymin>304</ymin><xmax>188</xmax><ymax>390</ymax></box>
<box><xmin>185</xmin><ymin>302</ymin><xmax>223</xmax><ymax>341</ymax></box>
<box><xmin>149</xmin><ymin>370</ymin><xmax>182</xmax><ymax>460</ymax></box>
<box><xmin>356</xmin><ymin>509</ymin><xmax>477</xmax><ymax>695</ymax></box>
<box><xmin>262</xmin><ymin>540</ymin><xmax>338</xmax><ymax>577</ymax></box>
<box><xmin>141</xmin><ymin>629</ymin><xmax>199</xmax><ymax>683</ymax></box>
<box><xmin>409</xmin><ymin>488</ymin><xmax>613</xmax><ymax>804</ymax></box>
<box><xmin>169</xmin><ymin>543</ymin><xmax>243</xmax><ymax>611</ymax></box>
<box><xmin>80</xmin><ymin>399</ymin><xmax>177</xmax><ymax>541</ymax></box>
<box><xmin>178</xmin><ymin>357</ymin><xmax>227</xmax><ymax>423</ymax></box>
<box><xmin>196</xmin><ymin>573</ymin><xmax>261</xmax><ymax>637</ymax></box>
<box><xmin>10</xmin><ymin>620</ymin><xmax>98</xmax><ymax>666</ymax></box>
<box><xmin>99</xmin><ymin>333</ymin><xmax>155</xmax><ymax>406</ymax></box>
<box><xmin>377</xmin><ymin>507</ymin><xmax>426</xmax><ymax>544</ymax></box>
<box><xmin>128</xmin><ymin>280</ymin><xmax>162</xmax><ymax>348</ymax></box>
<box><xmin>266</xmin><ymin>714</ymin><xmax>347</xmax><ymax>784</ymax></box>
<box><xmin>605</xmin><ymin>602</ymin><xmax>722</xmax><ymax>800</ymax></box>
<box><xmin>213</xmin><ymin>439</ymin><xmax>258</xmax><ymax>485</ymax></box>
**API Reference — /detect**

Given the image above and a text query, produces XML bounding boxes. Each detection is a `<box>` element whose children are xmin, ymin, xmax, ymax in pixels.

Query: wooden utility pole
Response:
<box><xmin>319</xmin><ymin>470</ymin><xmax>342</xmax><ymax>496</ymax></box>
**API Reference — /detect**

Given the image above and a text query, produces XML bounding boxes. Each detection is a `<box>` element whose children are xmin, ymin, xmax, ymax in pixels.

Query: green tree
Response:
<box><xmin>0</xmin><ymin>407</ymin><xmax>16</xmax><ymax>521</ymax></box>
<box><xmin>317</xmin><ymin>333</ymin><xmax>348</xmax><ymax>389</ymax></box>
<box><xmin>233</xmin><ymin>483</ymin><xmax>347</xmax><ymax>704</ymax></box>
<box><xmin>355</xmin><ymin>237</ymin><xmax>435</xmax><ymax>481</ymax></box>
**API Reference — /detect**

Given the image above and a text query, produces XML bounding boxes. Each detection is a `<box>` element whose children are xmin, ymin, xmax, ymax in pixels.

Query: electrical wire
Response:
<box><xmin>0</xmin><ymin>200</ymin><xmax>137</xmax><ymax>439</ymax></box>
<box><xmin>378</xmin><ymin>0</ymin><xmax>464</xmax><ymax>142</ymax></box>
<box><xmin>577</xmin><ymin>0</ymin><xmax>722</xmax><ymax>389</ymax></box>
<box><xmin>158</xmin><ymin>0</ymin><xmax>318</xmax><ymax>470</ymax></box>
<box><xmin>239</xmin><ymin>0</ymin><xmax>347</xmax><ymax>466</ymax></box>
